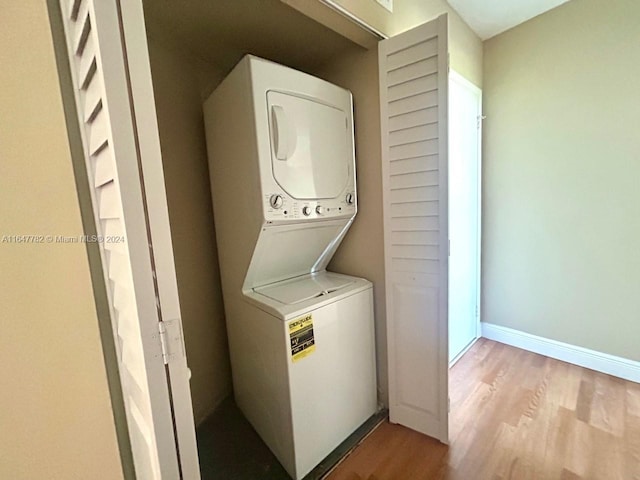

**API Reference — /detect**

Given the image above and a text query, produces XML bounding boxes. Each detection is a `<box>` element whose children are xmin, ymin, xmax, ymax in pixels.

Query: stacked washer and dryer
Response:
<box><xmin>204</xmin><ymin>55</ymin><xmax>377</xmax><ymax>480</ymax></box>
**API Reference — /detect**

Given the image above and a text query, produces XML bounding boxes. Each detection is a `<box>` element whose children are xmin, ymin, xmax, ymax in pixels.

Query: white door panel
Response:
<box><xmin>449</xmin><ymin>71</ymin><xmax>482</xmax><ymax>363</ymax></box>
<box><xmin>58</xmin><ymin>0</ymin><xmax>199</xmax><ymax>478</ymax></box>
<box><xmin>379</xmin><ymin>14</ymin><xmax>449</xmax><ymax>442</ymax></box>
<box><xmin>118</xmin><ymin>1</ymin><xmax>200</xmax><ymax>476</ymax></box>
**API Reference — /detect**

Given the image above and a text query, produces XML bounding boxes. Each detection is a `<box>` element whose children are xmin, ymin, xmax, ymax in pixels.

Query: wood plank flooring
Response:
<box><xmin>326</xmin><ymin>339</ymin><xmax>640</xmax><ymax>480</ymax></box>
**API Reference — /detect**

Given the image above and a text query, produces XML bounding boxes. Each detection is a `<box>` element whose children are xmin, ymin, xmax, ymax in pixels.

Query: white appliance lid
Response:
<box><xmin>254</xmin><ymin>272</ymin><xmax>354</xmax><ymax>305</ymax></box>
<box><xmin>267</xmin><ymin>91</ymin><xmax>350</xmax><ymax>200</ymax></box>
<box><xmin>244</xmin><ymin>219</ymin><xmax>351</xmax><ymax>289</ymax></box>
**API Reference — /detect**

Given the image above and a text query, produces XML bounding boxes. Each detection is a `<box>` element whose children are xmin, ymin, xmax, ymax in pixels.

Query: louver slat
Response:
<box><xmin>92</xmin><ymin>145</ymin><xmax>115</xmax><ymax>186</ymax></box>
<box><xmin>69</xmin><ymin>0</ymin><xmax>82</xmax><ymax>20</ymax></box>
<box><xmin>389</xmin><ymin>123</ymin><xmax>438</xmax><ymax>147</ymax></box>
<box><xmin>389</xmin><ymin>107</ymin><xmax>438</xmax><ymax>132</ymax></box>
<box><xmin>73</xmin><ymin>4</ymin><xmax>91</xmax><ymax>55</ymax></box>
<box><xmin>97</xmin><ymin>181</ymin><xmax>120</xmax><ymax>219</ymax></box>
<box><xmin>387</xmin><ymin>57</ymin><xmax>437</xmax><ymax>87</ymax></box>
<box><xmin>388</xmin><ymin>73</ymin><xmax>437</xmax><ymax>102</ymax></box>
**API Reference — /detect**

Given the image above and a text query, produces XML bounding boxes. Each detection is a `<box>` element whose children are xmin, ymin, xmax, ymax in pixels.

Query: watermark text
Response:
<box><xmin>1</xmin><ymin>234</ymin><xmax>125</xmax><ymax>244</ymax></box>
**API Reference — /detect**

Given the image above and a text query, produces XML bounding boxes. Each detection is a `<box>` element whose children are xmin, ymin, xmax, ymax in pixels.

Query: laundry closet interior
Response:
<box><xmin>142</xmin><ymin>0</ymin><xmax>387</xmax><ymax>477</ymax></box>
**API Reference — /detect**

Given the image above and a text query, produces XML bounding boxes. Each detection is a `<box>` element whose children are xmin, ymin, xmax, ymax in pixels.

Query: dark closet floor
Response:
<box><xmin>196</xmin><ymin>397</ymin><xmax>386</xmax><ymax>480</ymax></box>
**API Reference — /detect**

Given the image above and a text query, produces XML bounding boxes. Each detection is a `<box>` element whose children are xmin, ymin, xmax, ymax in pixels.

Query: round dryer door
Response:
<box><xmin>267</xmin><ymin>91</ymin><xmax>350</xmax><ymax>200</ymax></box>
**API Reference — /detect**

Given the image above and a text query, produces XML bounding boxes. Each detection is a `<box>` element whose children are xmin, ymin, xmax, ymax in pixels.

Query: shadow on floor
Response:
<box><xmin>197</xmin><ymin>397</ymin><xmax>290</xmax><ymax>480</ymax></box>
<box><xmin>196</xmin><ymin>397</ymin><xmax>387</xmax><ymax>480</ymax></box>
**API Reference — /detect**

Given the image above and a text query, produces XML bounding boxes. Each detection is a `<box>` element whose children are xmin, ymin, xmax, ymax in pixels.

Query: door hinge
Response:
<box><xmin>158</xmin><ymin>319</ymin><xmax>183</xmax><ymax>365</ymax></box>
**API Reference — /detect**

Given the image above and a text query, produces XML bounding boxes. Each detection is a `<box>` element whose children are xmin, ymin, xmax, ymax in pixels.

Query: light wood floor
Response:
<box><xmin>326</xmin><ymin>338</ymin><xmax>640</xmax><ymax>480</ymax></box>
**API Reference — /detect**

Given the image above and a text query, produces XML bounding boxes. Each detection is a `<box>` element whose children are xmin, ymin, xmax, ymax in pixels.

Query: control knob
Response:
<box><xmin>346</xmin><ymin>193</ymin><xmax>355</xmax><ymax>205</ymax></box>
<box><xmin>302</xmin><ymin>206</ymin><xmax>312</xmax><ymax>216</ymax></box>
<box><xmin>315</xmin><ymin>205</ymin><xmax>324</xmax><ymax>215</ymax></box>
<box><xmin>269</xmin><ymin>194</ymin><xmax>284</xmax><ymax>209</ymax></box>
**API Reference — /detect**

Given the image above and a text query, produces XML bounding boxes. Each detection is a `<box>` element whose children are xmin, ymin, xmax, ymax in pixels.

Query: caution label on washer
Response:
<box><xmin>289</xmin><ymin>314</ymin><xmax>315</xmax><ymax>362</ymax></box>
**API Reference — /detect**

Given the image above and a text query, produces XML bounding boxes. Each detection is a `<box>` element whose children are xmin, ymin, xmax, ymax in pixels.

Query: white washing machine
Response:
<box><xmin>203</xmin><ymin>55</ymin><xmax>377</xmax><ymax>479</ymax></box>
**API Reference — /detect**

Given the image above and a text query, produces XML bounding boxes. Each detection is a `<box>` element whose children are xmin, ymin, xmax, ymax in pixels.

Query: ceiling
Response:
<box><xmin>143</xmin><ymin>0</ymin><xmax>359</xmax><ymax>82</ymax></box>
<box><xmin>448</xmin><ymin>0</ymin><xmax>571</xmax><ymax>40</ymax></box>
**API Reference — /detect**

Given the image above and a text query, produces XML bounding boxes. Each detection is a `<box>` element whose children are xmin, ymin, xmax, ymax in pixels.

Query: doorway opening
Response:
<box><xmin>448</xmin><ymin>70</ymin><xmax>482</xmax><ymax>366</ymax></box>
<box><xmin>140</xmin><ymin>1</ymin><xmax>386</xmax><ymax>479</ymax></box>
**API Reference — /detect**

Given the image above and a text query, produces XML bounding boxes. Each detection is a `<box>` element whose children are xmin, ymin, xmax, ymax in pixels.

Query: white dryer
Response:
<box><xmin>204</xmin><ymin>55</ymin><xmax>377</xmax><ymax>479</ymax></box>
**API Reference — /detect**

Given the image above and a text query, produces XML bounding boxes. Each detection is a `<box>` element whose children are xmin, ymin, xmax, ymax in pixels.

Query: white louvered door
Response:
<box><xmin>58</xmin><ymin>1</ymin><xmax>199</xmax><ymax>478</ymax></box>
<box><xmin>379</xmin><ymin>14</ymin><xmax>449</xmax><ymax>442</ymax></box>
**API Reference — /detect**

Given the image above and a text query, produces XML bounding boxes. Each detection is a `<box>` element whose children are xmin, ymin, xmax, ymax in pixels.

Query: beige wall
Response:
<box><xmin>482</xmin><ymin>0</ymin><xmax>640</xmax><ymax>360</ymax></box>
<box><xmin>332</xmin><ymin>0</ymin><xmax>483</xmax><ymax>86</ymax></box>
<box><xmin>147</xmin><ymin>37</ymin><xmax>232</xmax><ymax>424</ymax></box>
<box><xmin>0</xmin><ymin>1</ymin><xmax>123</xmax><ymax>478</ymax></box>
<box><xmin>320</xmin><ymin>46</ymin><xmax>388</xmax><ymax>404</ymax></box>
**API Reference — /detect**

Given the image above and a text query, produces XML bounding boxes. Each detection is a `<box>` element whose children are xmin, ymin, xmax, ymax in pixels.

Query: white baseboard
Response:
<box><xmin>481</xmin><ymin>322</ymin><xmax>640</xmax><ymax>384</ymax></box>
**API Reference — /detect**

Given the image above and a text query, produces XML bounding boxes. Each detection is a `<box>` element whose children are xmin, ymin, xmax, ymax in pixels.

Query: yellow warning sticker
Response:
<box><xmin>289</xmin><ymin>314</ymin><xmax>315</xmax><ymax>362</ymax></box>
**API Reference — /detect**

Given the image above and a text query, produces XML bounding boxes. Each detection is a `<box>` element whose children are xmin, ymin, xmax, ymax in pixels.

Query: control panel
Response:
<box><xmin>264</xmin><ymin>191</ymin><xmax>356</xmax><ymax>223</ymax></box>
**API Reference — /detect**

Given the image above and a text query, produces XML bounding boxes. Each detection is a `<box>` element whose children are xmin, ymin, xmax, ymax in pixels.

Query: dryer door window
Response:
<box><xmin>267</xmin><ymin>91</ymin><xmax>350</xmax><ymax>200</ymax></box>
